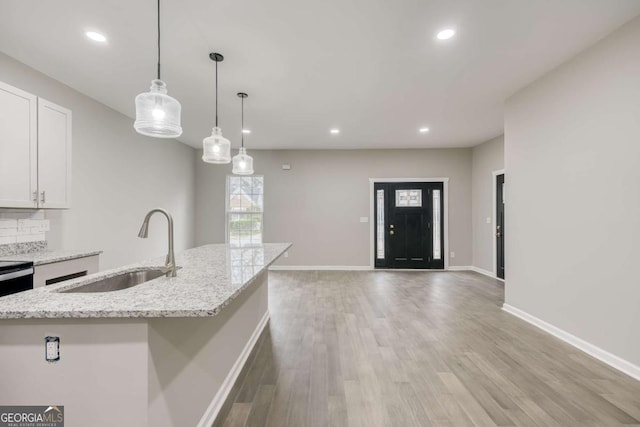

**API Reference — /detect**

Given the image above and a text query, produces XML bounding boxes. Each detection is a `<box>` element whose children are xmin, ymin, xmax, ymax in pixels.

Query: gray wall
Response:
<box><xmin>471</xmin><ymin>136</ymin><xmax>504</xmax><ymax>273</ymax></box>
<box><xmin>0</xmin><ymin>52</ymin><xmax>196</xmax><ymax>269</ymax></box>
<box><xmin>505</xmin><ymin>16</ymin><xmax>640</xmax><ymax>367</ymax></box>
<box><xmin>195</xmin><ymin>149</ymin><xmax>472</xmax><ymax>267</ymax></box>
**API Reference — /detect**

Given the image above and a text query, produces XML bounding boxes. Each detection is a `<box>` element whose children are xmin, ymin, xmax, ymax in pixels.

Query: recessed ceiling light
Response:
<box><xmin>85</xmin><ymin>31</ymin><xmax>107</xmax><ymax>43</ymax></box>
<box><xmin>436</xmin><ymin>29</ymin><xmax>455</xmax><ymax>40</ymax></box>
<box><xmin>242</xmin><ymin>129</ymin><xmax>251</xmax><ymax>134</ymax></box>
<box><xmin>330</xmin><ymin>129</ymin><xmax>340</xmax><ymax>134</ymax></box>
<box><xmin>419</xmin><ymin>127</ymin><xmax>430</xmax><ymax>133</ymax></box>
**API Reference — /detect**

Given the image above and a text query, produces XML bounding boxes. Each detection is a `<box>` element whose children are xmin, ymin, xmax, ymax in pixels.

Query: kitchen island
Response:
<box><xmin>0</xmin><ymin>243</ymin><xmax>290</xmax><ymax>427</ymax></box>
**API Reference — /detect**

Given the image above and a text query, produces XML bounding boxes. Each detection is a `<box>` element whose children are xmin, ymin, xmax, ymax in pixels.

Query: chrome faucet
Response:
<box><xmin>137</xmin><ymin>208</ymin><xmax>177</xmax><ymax>277</ymax></box>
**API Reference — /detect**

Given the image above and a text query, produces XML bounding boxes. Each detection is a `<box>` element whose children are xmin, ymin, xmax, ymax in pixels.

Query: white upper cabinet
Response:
<box><xmin>0</xmin><ymin>81</ymin><xmax>38</xmax><ymax>208</ymax></box>
<box><xmin>37</xmin><ymin>98</ymin><xmax>72</xmax><ymax>208</ymax></box>
<box><xmin>0</xmin><ymin>81</ymin><xmax>72</xmax><ymax>209</ymax></box>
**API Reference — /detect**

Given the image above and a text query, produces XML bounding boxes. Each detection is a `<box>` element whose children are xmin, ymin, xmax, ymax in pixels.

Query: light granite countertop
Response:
<box><xmin>0</xmin><ymin>249</ymin><xmax>103</xmax><ymax>266</ymax></box>
<box><xmin>0</xmin><ymin>243</ymin><xmax>290</xmax><ymax>319</ymax></box>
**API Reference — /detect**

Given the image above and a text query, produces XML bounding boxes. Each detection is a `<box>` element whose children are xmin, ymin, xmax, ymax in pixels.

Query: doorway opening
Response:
<box><xmin>493</xmin><ymin>170</ymin><xmax>505</xmax><ymax>280</ymax></box>
<box><xmin>370</xmin><ymin>178</ymin><xmax>448</xmax><ymax>269</ymax></box>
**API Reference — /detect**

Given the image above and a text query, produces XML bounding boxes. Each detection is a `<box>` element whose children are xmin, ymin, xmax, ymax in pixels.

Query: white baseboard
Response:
<box><xmin>447</xmin><ymin>265</ymin><xmax>473</xmax><ymax>271</ymax></box>
<box><xmin>197</xmin><ymin>310</ymin><xmax>271</xmax><ymax>427</ymax></box>
<box><xmin>502</xmin><ymin>304</ymin><xmax>640</xmax><ymax>382</ymax></box>
<box><xmin>271</xmin><ymin>266</ymin><xmax>464</xmax><ymax>272</ymax></box>
<box><xmin>470</xmin><ymin>266</ymin><xmax>497</xmax><ymax>279</ymax></box>
<box><xmin>448</xmin><ymin>265</ymin><xmax>503</xmax><ymax>281</ymax></box>
<box><xmin>269</xmin><ymin>265</ymin><xmax>372</xmax><ymax>271</ymax></box>
<box><xmin>270</xmin><ymin>265</ymin><xmax>493</xmax><ymax>273</ymax></box>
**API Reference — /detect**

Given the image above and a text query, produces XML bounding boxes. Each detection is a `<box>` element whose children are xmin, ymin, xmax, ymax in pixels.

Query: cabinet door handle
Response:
<box><xmin>40</xmin><ymin>191</ymin><xmax>46</xmax><ymax>204</ymax></box>
<box><xmin>32</xmin><ymin>191</ymin><xmax>38</xmax><ymax>203</ymax></box>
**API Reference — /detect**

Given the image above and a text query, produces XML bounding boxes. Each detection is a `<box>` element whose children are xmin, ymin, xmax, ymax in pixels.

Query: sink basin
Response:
<box><xmin>58</xmin><ymin>268</ymin><xmax>169</xmax><ymax>293</ymax></box>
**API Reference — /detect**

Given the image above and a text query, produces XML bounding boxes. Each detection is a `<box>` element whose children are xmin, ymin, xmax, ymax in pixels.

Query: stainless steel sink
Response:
<box><xmin>58</xmin><ymin>268</ymin><xmax>170</xmax><ymax>293</ymax></box>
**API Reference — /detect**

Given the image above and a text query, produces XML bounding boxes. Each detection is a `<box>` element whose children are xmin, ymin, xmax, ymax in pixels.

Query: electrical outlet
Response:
<box><xmin>45</xmin><ymin>336</ymin><xmax>60</xmax><ymax>363</ymax></box>
<box><xmin>284</xmin><ymin>251</ymin><xmax>289</xmax><ymax>258</ymax></box>
<box><xmin>486</xmin><ymin>217</ymin><xmax>491</xmax><ymax>224</ymax></box>
<box><xmin>450</xmin><ymin>251</ymin><xmax>456</xmax><ymax>259</ymax></box>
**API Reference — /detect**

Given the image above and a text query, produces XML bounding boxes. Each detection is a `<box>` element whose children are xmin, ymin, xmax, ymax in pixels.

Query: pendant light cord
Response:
<box><xmin>241</xmin><ymin>95</ymin><xmax>244</xmax><ymax>148</ymax></box>
<box><xmin>215</xmin><ymin>60</ymin><xmax>218</xmax><ymax>127</ymax></box>
<box><xmin>156</xmin><ymin>0</ymin><xmax>161</xmax><ymax>80</ymax></box>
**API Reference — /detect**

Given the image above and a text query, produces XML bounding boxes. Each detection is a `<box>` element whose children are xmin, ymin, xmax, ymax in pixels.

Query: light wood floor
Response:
<box><xmin>215</xmin><ymin>271</ymin><xmax>640</xmax><ymax>427</ymax></box>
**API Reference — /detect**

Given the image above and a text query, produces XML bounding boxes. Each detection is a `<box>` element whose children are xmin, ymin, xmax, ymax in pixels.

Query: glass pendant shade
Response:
<box><xmin>202</xmin><ymin>127</ymin><xmax>231</xmax><ymax>163</ymax></box>
<box><xmin>134</xmin><ymin>80</ymin><xmax>183</xmax><ymax>138</ymax></box>
<box><xmin>232</xmin><ymin>147</ymin><xmax>254</xmax><ymax>175</ymax></box>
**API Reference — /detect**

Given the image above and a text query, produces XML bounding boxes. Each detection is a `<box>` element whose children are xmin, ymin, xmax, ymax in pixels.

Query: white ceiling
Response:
<box><xmin>1</xmin><ymin>0</ymin><xmax>639</xmax><ymax>150</ymax></box>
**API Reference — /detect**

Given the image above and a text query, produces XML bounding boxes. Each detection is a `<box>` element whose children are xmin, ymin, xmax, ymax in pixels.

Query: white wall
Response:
<box><xmin>471</xmin><ymin>136</ymin><xmax>504</xmax><ymax>274</ymax></box>
<box><xmin>505</xmin><ymin>16</ymin><xmax>640</xmax><ymax>369</ymax></box>
<box><xmin>196</xmin><ymin>148</ymin><xmax>472</xmax><ymax>267</ymax></box>
<box><xmin>0</xmin><ymin>52</ymin><xmax>196</xmax><ymax>269</ymax></box>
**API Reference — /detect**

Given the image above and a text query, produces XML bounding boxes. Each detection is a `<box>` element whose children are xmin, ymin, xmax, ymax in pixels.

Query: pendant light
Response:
<box><xmin>202</xmin><ymin>53</ymin><xmax>231</xmax><ymax>164</ymax></box>
<box><xmin>232</xmin><ymin>92</ymin><xmax>254</xmax><ymax>175</ymax></box>
<box><xmin>134</xmin><ymin>0</ymin><xmax>182</xmax><ymax>138</ymax></box>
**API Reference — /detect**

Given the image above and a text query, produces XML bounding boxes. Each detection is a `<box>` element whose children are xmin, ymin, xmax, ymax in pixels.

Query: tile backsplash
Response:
<box><xmin>0</xmin><ymin>209</ymin><xmax>49</xmax><ymax>245</ymax></box>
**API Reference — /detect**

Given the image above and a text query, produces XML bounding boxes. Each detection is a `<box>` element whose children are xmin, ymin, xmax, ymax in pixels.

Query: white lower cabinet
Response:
<box><xmin>34</xmin><ymin>255</ymin><xmax>99</xmax><ymax>288</ymax></box>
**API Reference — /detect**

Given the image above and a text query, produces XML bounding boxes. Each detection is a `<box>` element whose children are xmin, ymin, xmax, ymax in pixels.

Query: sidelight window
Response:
<box><xmin>376</xmin><ymin>189</ymin><xmax>385</xmax><ymax>259</ymax></box>
<box><xmin>432</xmin><ymin>189</ymin><xmax>441</xmax><ymax>260</ymax></box>
<box><xmin>227</xmin><ymin>176</ymin><xmax>264</xmax><ymax>247</ymax></box>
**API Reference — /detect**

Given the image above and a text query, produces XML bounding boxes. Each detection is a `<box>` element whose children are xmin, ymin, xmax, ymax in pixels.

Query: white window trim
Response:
<box><xmin>368</xmin><ymin>177</ymin><xmax>450</xmax><ymax>269</ymax></box>
<box><xmin>225</xmin><ymin>175</ymin><xmax>265</xmax><ymax>246</ymax></box>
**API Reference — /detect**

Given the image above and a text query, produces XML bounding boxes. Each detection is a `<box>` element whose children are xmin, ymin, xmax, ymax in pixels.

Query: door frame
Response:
<box><xmin>492</xmin><ymin>169</ymin><xmax>505</xmax><ymax>281</ymax></box>
<box><xmin>369</xmin><ymin>177</ymin><xmax>450</xmax><ymax>270</ymax></box>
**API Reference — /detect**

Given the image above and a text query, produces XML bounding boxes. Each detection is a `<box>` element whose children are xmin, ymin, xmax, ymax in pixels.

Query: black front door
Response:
<box><xmin>374</xmin><ymin>182</ymin><xmax>444</xmax><ymax>269</ymax></box>
<box><xmin>496</xmin><ymin>174</ymin><xmax>505</xmax><ymax>279</ymax></box>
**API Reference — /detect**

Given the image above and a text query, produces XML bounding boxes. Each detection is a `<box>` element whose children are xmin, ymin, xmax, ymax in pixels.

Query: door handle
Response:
<box><xmin>40</xmin><ymin>191</ymin><xmax>46</xmax><ymax>204</ymax></box>
<box><xmin>0</xmin><ymin>267</ymin><xmax>34</xmax><ymax>282</ymax></box>
<box><xmin>496</xmin><ymin>232</ymin><xmax>502</xmax><ymax>237</ymax></box>
<box><xmin>32</xmin><ymin>191</ymin><xmax>38</xmax><ymax>203</ymax></box>
<box><xmin>390</xmin><ymin>230</ymin><xmax>395</xmax><ymax>236</ymax></box>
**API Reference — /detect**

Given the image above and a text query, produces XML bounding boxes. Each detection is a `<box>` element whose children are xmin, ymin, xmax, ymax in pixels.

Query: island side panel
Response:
<box><xmin>147</xmin><ymin>270</ymin><xmax>270</xmax><ymax>427</ymax></box>
<box><xmin>0</xmin><ymin>319</ymin><xmax>148</xmax><ymax>427</ymax></box>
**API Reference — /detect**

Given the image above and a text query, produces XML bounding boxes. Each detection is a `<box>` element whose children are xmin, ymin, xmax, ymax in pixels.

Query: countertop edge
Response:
<box><xmin>33</xmin><ymin>251</ymin><xmax>104</xmax><ymax>266</ymax></box>
<box><xmin>0</xmin><ymin>243</ymin><xmax>291</xmax><ymax>320</ymax></box>
<box><xmin>0</xmin><ymin>250</ymin><xmax>104</xmax><ymax>266</ymax></box>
